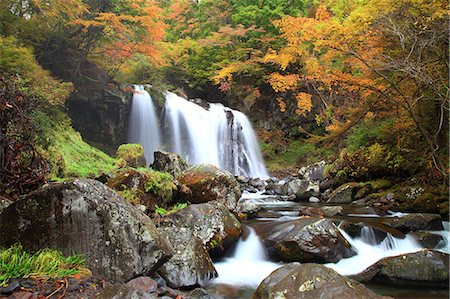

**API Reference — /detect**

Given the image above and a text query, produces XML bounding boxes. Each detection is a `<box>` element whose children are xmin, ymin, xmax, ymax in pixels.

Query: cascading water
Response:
<box><xmin>162</xmin><ymin>91</ymin><xmax>268</xmax><ymax>178</ymax></box>
<box><xmin>128</xmin><ymin>88</ymin><xmax>268</xmax><ymax>177</ymax></box>
<box><xmin>325</xmin><ymin>226</ymin><xmax>423</xmax><ymax>276</ymax></box>
<box><xmin>128</xmin><ymin>85</ymin><xmax>161</xmax><ymax>164</ymax></box>
<box><xmin>212</xmin><ymin>227</ymin><xmax>280</xmax><ymax>287</ymax></box>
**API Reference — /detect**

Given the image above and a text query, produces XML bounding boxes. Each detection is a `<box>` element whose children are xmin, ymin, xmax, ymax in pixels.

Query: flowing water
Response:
<box><xmin>128</xmin><ymin>87</ymin><xmax>268</xmax><ymax>178</ymax></box>
<box><xmin>128</xmin><ymin>85</ymin><xmax>161</xmax><ymax>164</ymax></box>
<box><xmin>208</xmin><ymin>195</ymin><xmax>450</xmax><ymax>298</ymax></box>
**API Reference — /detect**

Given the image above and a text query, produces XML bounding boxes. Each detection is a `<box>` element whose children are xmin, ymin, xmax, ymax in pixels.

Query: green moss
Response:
<box><xmin>0</xmin><ymin>244</ymin><xmax>90</xmax><ymax>286</ymax></box>
<box><xmin>143</xmin><ymin>169</ymin><xmax>177</xmax><ymax>204</ymax></box>
<box><xmin>116</xmin><ymin>144</ymin><xmax>145</xmax><ymax>167</ymax></box>
<box><xmin>117</xmin><ymin>185</ymin><xmax>141</xmax><ymax>205</ymax></box>
<box><xmin>31</xmin><ymin>109</ymin><xmax>117</xmax><ymax>179</ymax></box>
<box><xmin>361</xmin><ymin>179</ymin><xmax>393</xmax><ymax>190</ymax></box>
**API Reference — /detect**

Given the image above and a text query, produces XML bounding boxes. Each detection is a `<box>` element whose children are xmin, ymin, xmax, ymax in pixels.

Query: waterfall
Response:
<box><xmin>162</xmin><ymin>91</ymin><xmax>268</xmax><ymax>178</ymax></box>
<box><xmin>212</xmin><ymin>227</ymin><xmax>280</xmax><ymax>287</ymax></box>
<box><xmin>325</xmin><ymin>226</ymin><xmax>422</xmax><ymax>276</ymax></box>
<box><xmin>128</xmin><ymin>85</ymin><xmax>161</xmax><ymax>164</ymax></box>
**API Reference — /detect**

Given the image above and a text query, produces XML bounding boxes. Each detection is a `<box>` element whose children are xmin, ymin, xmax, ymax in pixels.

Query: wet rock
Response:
<box><xmin>353</xmin><ymin>250</ymin><xmax>449</xmax><ymax>285</ymax></box>
<box><xmin>151</xmin><ymin>151</ymin><xmax>188</xmax><ymax>178</ymax></box>
<box><xmin>322</xmin><ymin>206</ymin><xmax>344</xmax><ymax>217</ymax></box>
<box><xmin>0</xmin><ymin>179</ymin><xmax>172</xmax><ymax>282</ymax></box>
<box><xmin>410</xmin><ymin>231</ymin><xmax>445</xmax><ymax>249</ymax></box>
<box><xmin>158</xmin><ymin>227</ymin><xmax>217</xmax><ymax>288</ymax></box>
<box><xmin>126</xmin><ymin>277</ymin><xmax>158</xmax><ymax>293</ymax></box>
<box><xmin>95</xmin><ymin>285</ymin><xmax>158</xmax><ymax>299</ymax></box>
<box><xmin>299</xmin><ymin>161</ymin><xmax>326</xmax><ymax>182</ymax></box>
<box><xmin>265</xmin><ymin>180</ymin><xmax>289</xmax><ymax>195</ymax></box>
<box><xmin>177</xmin><ymin>164</ymin><xmax>241</xmax><ymax>210</ymax></box>
<box><xmin>254</xmin><ymin>263</ymin><xmax>388</xmax><ymax>299</ymax></box>
<box><xmin>298</xmin><ymin>206</ymin><xmax>324</xmax><ymax>217</ymax></box>
<box><xmin>380</xmin><ymin>213</ymin><xmax>443</xmax><ymax>233</ymax></box>
<box><xmin>265</xmin><ymin>218</ymin><xmax>355</xmax><ymax>263</ymax></box>
<box><xmin>160</xmin><ymin>201</ymin><xmax>242</xmax><ymax>253</ymax></box>
<box><xmin>235</xmin><ymin>199</ymin><xmax>261</xmax><ymax>217</ymax></box>
<box><xmin>287</xmin><ymin>179</ymin><xmax>310</xmax><ymax>199</ymax></box>
<box><xmin>327</xmin><ymin>182</ymin><xmax>361</xmax><ymax>204</ymax></box>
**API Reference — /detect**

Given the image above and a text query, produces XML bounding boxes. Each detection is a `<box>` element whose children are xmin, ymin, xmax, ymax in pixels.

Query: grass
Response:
<box><xmin>0</xmin><ymin>244</ymin><xmax>90</xmax><ymax>286</ymax></box>
<box><xmin>32</xmin><ymin>109</ymin><xmax>118</xmax><ymax>179</ymax></box>
<box><xmin>155</xmin><ymin>202</ymin><xmax>188</xmax><ymax>216</ymax></box>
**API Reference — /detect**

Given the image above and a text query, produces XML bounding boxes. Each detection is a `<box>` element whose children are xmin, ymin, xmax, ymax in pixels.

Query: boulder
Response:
<box><xmin>254</xmin><ymin>263</ymin><xmax>388</xmax><ymax>299</ymax></box>
<box><xmin>352</xmin><ymin>250</ymin><xmax>449</xmax><ymax>286</ymax></box>
<box><xmin>95</xmin><ymin>285</ymin><xmax>158</xmax><ymax>299</ymax></box>
<box><xmin>151</xmin><ymin>151</ymin><xmax>188</xmax><ymax>178</ymax></box>
<box><xmin>380</xmin><ymin>213</ymin><xmax>443</xmax><ymax>233</ymax></box>
<box><xmin>299</xmin><ymin>161</ymin><xmax>326</xmax><ymax>182</ymax></box>
<box><xmin>327</xmin><ymin>182</ymin><xmax>361</xmax><ymax>204</ymax></box>
<box><xmin>177</xmin><ymin>164</ymin><xmax>241</xmax><ymax>210</ymax></box>
<box><xmin>264</xmin><ymin>218</ymin><xmax>355</xmax><ymax>263</ymax></box>
<box><xmin>0</xmin><ymin>179</ymin><xmax>173</xmax><ymax>282</ymax></box>
<box><xmin>410</xmin><ymin>231</ymin><xmax>445</xmax><ymax>249</ymax></box>
<box><xmin>160</xmin><ymin>201</ymin><xmax>242</xmax><ymax>253</ymax></box>
<box><xmin>287</xmin><ymin>179</ymin><xmax>310</xmax><ymax>199</ymax></box>
<box><xmin>126</xmin><ymin>277</ymin><xmax>158</xmax><ymax>293</ymax></box>
<box><xmin>158</xmin><ymin>227</ymin><xmax>217</xmax><ymax>288</ymax></box>
<box><xmin>235</xmin><ymin>199</ymin><xmax>261</xmax><ymax>217</ymax></box>
<box><xmin>107</xmin><ymin>168</ymin><xmax>181</xmax><ymax>211</ymax></box>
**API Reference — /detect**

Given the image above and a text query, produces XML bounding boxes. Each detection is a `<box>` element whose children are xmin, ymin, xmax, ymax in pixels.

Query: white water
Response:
<box><xmin>162</xmin><ymin>91</ymin><xmax>268</xmax><ymax>178</ymax></box>
<box><xmin>128</xmin><ymin>85</ymin><xmax>161</xmax><ymax>164</ymax></box>
<box><xmin>212</xmin><ymin>228</ymin><xmax>280</xmax><ymax>287</ymax></box>
<box><xmin>325</xmin><ymin>227</ymin><xmax>423</xmax><ymax>276</ymax></box>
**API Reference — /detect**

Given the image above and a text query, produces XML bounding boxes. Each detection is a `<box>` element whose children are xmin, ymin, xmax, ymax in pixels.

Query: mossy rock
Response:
<box><xmin>107</xmin><ymin>168</ymin><xmax>177</xmax><ymax>211</ymax></box>
<box><xmin>177</xmin><ymin>164</ymin><xmax>241</xmax><ymax>211</ymax></box>
<box><xmin>116</xmin><ymin>144</ymin><xmax>146</xmax><ymax>168</ymax></box>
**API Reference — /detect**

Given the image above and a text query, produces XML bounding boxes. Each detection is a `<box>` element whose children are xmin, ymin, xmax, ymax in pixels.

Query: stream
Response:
<box><xmin>206</xmin><ymin>192</ymin><xmax>450</xmax><ymax>298</ymax></box>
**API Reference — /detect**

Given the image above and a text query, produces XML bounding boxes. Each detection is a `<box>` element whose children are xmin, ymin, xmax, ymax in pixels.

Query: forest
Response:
<box><xmin>0</xmin><ymin>0</ymin><xmax>449</xmax><ymax>298</ymax></box>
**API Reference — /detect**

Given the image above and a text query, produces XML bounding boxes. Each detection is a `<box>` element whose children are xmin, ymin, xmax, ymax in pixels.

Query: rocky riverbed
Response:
<box><xmin>0</xmin><ymin>153</ymin><xmax>448</xmax><ymax>298</ymax></box>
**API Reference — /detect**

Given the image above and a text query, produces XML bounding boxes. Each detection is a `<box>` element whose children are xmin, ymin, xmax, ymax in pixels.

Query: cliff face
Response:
<box><xmin>67</xmin><ymin>82</ymin><xmax>132</xmax><ymax>155</ymax></box>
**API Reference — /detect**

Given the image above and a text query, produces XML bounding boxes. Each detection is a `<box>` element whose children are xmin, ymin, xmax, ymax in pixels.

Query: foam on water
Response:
<box><xmin>212</xmin><ymin>227</ymin><xmax>280</xmax><ymax>287</ymax></box>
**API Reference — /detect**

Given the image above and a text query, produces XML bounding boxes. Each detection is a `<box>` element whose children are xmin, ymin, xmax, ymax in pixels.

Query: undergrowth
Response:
<box><xmin>0</xmin><ymin>244</ymin><xmax>90</xmax><ymax>286</ymax></box>
<box><xmin>31</xmin><ymin>109</ymin><xmax>117</xmax><ymax>179</ymax></box>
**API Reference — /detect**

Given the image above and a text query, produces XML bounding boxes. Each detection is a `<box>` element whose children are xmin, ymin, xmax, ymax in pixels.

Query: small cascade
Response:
<box><xmin>128</xmin><ymin>85</ymin><xmax>161</xmax><ymax>164</ymax></box>
<box><xmin>326</xmin><ymin>226</ymin><xmax>423</xmax><ymax>276</ymax></box>
<box><xmin>162</xmin><ymin>91</ymin><xmax>268</xmax><ymax>178</ymax></box>
<box><xmin>212</xmin><ymin>227</ymin><xmax>280</xmax><ymax>287</ymax></box>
